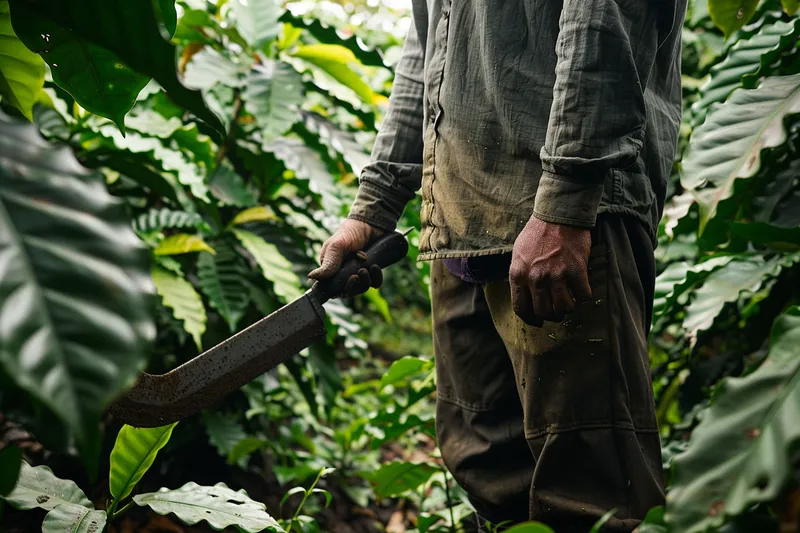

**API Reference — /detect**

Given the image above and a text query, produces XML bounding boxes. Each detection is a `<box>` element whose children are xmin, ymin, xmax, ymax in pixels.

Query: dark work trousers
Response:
<box><xmin>431</xmin><ymin>215</ymin><xmax>665</xmax><ymax>532</ymax></box>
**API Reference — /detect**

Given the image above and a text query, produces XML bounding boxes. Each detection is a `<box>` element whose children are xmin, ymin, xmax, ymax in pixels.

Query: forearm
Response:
<box><xmin>535</xmin><ymin>0</ymin><xmax>660</xmax><ymax>227</ymax></box>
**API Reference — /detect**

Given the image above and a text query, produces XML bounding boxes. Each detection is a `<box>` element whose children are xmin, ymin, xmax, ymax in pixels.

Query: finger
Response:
<box><xmin>309</xmin><ymin>240</ymin><xmax>346</xmax><ymax>279</ymax></box>
<box><xmin>533</xmin><ymin>285</ymin><xmax>556</xmax><ymax>322</ymax></box>
<box><xmin>369</xmin><ymin>264</ymin><xmax>383</xmax><ymax>289</ymax></box>
<box><xmin>569</xmin><ymin>265</ymin><xmax>593</xmax><ymax>304</ymax></box>
<box><xmin>512</xmin><ymin>279</ymin><xmax>542</xmax><ymax>327</ymax></box>
<box><xmin>346</xmin><ymin>267</ymin><xmax>371</xmax><ymax>296</ymax></box>
<box><xmin>344</xmin><ymin>273</ymin><xmax>360</xmax><ymax>295</ymax></box>
<box><xmin>551</xmin><ymin>281</ymin><xmax>576</xmax><ymax>319</ymax></box>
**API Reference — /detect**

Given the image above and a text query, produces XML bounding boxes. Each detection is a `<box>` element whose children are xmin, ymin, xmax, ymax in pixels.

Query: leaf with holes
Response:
<box><xmin>667</xmin><ymin>306</ymin><xmax>800</xmax><ymax>532</ymax></box>
<box><xmin>233</xmin><ymin>229</ymin><xmax>303</xmax><ymax>303</ymax></box>
<box><xmin>3</xmin><ymin>462</ymin><xmax>92</xmax><ymax>511</ymax></box>
<box><xmin>0</xmin><ymin>0</ymin><xmax>45</xmax><ymax>120</ymax></box>
<box><xmin>230</xmin><ymin>0</ymin><xmax>281</xmax><ymax>50</ymax></box>
<box><xmin>152</xmin><ymin>266</ymin><xmax>206</xmax><ymax>350</ymax></box>
<box><xmin>41</xmin><ymin>505</ymin><xmax>107</xmax><ymax>533</ymax></box>
<box><xmin>0</xmin><ymin>112</ymin><xmax>155</xmax><ymax>449</ymax></box>
<box><xmin>9</xmin><ymin>0</ymin><xmax>222</xmax><ymax>132</ymax></box>
<box><xmin>691</xmin><ymin>18</ymin><xmax>800</xmax><ymax>126</ymax></box>
<box><xmin>365</xmin><ymin>461</ymin><xmax>436</xmax><ymax>499</ymax></box>
<box><xmin>242</xmin><ymin>61</ymin><xmax>304</xmax><ymax>142</ymax></box>
<box><xmin>197</xmin><ymin>239</ymin><xmax>249</xmax><ymax>332</ymax></box>
<box><xmin>681</xmin><ymin>74</ymin><xmax>800</xmax><ymax>235</ymax></box>
<box><xmin>292</xmin><ymin>44</ymin><xmax>374</xmax><ymax>104</ymax></box>
<box><xmin>709</xmin><ymin>0</ymin><xmax>760</xmax><ymax>36</ymax></box>
<box><xmin>109</xmin><ymin>424</ymin><xmax>177</xmax><ymax>502</ymax></box>
<box><xmin>134</xmin><ymin>482</ymin><xmax>284</xmax><ymax>533</ymax></box>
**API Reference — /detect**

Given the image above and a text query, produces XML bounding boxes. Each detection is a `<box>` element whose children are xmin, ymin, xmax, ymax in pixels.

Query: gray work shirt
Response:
<box><xmin>349</xmin><ymin>0</ymin><xmax>687</xmax><ymax>260</ymax></box>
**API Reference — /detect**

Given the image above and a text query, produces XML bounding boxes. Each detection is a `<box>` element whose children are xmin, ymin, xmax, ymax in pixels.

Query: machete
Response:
<box><xmin>109</xmin><ymin>230</ymin><xmax>409</xmax><ymax>428</ymax></box>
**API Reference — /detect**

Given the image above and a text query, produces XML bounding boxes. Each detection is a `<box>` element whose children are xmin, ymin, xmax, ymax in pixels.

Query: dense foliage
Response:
<box><xmin>0</xmin><ymin>0</ymin><xmax>798</xmax><ymax>532</ymax></box>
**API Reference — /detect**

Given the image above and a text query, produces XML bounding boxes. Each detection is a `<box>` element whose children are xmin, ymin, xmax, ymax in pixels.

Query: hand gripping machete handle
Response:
<box><xmin>108</xmin><ymin>229</ymin><xmax>410</xmax><ymax>427</ymax></box>
<box><xmin>313</xmin><ymin>230</ymin><xmax>410</xmax><ymax>303</ymax></box>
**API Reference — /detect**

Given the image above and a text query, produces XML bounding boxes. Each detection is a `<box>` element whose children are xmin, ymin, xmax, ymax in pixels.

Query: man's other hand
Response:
<box><xmin>308</xmin><ymin>219</ymin><xmax>385</xmax><ymax>295</ymax></box>
<box><xmin>509</xmin><ymin>216</ymin><xmax>592</xmax><ymax>326</ymax></box>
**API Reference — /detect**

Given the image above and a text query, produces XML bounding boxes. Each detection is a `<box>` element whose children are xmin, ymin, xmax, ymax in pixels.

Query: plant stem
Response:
<box><xmin>443</xmin><ymin>467</ymin><xmax>456</xmax><ymax>533</ymax></box>
<box><xmin>111</xmin><ymin>500</ymin><xmax>135</xmax><ymax>520</ymax></box>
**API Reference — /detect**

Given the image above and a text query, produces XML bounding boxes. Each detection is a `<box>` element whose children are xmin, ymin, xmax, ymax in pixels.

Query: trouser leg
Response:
<box><xmin>483</xmin><ymin>214</ymin><xmax>665</xmax><ymax>532</ymax></box>
<box><xmin>431</xmin><ymin>259</ymin><xmax>531</xmax><ymax>525</ymax></box>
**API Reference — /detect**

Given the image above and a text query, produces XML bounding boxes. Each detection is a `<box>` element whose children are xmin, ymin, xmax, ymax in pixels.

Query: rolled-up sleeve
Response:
<box><xmin>348</xmin><ymin>17</ymin><xmax>425</xmax><ymax>232</ymax></box>
<box><xmin>534</xmin><ymin>0</ymin><xmax>660</xmax><ymax>228</ymax></box>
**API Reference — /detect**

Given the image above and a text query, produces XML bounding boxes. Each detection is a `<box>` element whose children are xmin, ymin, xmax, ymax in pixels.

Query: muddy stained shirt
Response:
<box><xmin>348</xmin><ymin>0</ymin><xmax>687</xmax><ymax>260</ymax></box>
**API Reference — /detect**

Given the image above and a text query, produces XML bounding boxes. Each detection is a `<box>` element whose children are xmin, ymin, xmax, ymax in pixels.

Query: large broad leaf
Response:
<box><xmin>300</xmin><ymin>111</ymin><xmax>370</xmax><ymax>176</ymax></box>
<box><xmin>279</xmin><ymin>12</ymin><xmax>385</xmax><ymax>68</ymax></box>
<box><xmin>209</xmin><ymin>163</ymin><xmax>257</xmax><ymax>207</ymax></box>
<box><xmin>381</xmin><ymin>356</ymin><xmax>432</xmax><ymax>389</ymax></box>
<box><xmin>233</xmin><ymin>229</ymin><xmax>303</xmax><ymax>303</ymax></box>
<box><xmin>783</xmin><ymin>0</ymin><xmax>799</xmax><ymax>14</ymax></box>
<box><xmin>652</xmin><ymin>256</ymin><xmax>733</xmax><ymax>320</ymax></box>
<box><xmin>0</xmin><ymin>112</ymin><xmax>155</xmax><ymax>447</ymax></box>
<box><xmin>183</xmin><ymin>48</ymin><xmax>251</xmax><ymax>91</ymax></box>
<box><xmin>9</xmin><ymin>0</ymin><xmax>223</xmax><ymax>133</ymax></box>
<box><xmin>666</xmin><ymin>306</ymin><xmax>800</xmax><ymax>532</ymax></box>
<box><xmin>109</xmin><ymin>423</ymin><xmax>178</xmax><ymax>502</ymax></box>
<box><xmin>242</xmin><ymin>61</ymin><xmax>304</xmax><ymax>142</ymax></box>
<box><xmin>230</xmin><ymin>0</ymin><xmax>281</xmax><ymax>50</ymax></box>
<box><xmin>134</xmin><ymin>482</ymin><xmax>284</xmax><ymax>533</ymax></box>
<box><xmin>292</xmin><ymin>44</ymin><xmax>374</xmax><ymax>104</ymax></box>
<box><xmin>202</xmin><ymin>411</ymin><xmax>247</xmax><ymax>458</ymax></box>
<box><xmin>196</xmin><ymin>237</ymin><xmax>250</xmax><ymax>332</ymax></box>
<box><xmin>265</xmin><ymin>136</ymin><xmax>340</xmax><ymax>213</ymax></box>
<box><xmin>691</xmin><ymin>18</ymin><xmax>800</xmax><ymax>126</ymax></box>
<box><xmin>41</xmin><ymin>505</ymin><xmax>107</xmax><ymax>533</ymax></box>
<box><xmin>0</xmin><ymin>0</ymin><xmax>44</xmax><ymax>120</ymax></box>
<box><xmin>681</xmin><ymin>73</ymin><xmax>800</xmax><ymax>235</ymax></box>
<box><xmin>152</xmin><ymin>266</ymin><xmax>206</xmax><ymax>350</ymax></box>
<box><xmin>366</xmin><ymin>461</ymin><xmax>437</xmax><ymax>499</ymax></box>
<box><xmin>682</xmin><ymin>257</ymin><xmax>780</xmax><ymax>337</ymax></box>
<box><xmin>709</xmin><ymin>0</ymin><xmax>760</xmax><ymax>36</ymax></box>
<box><xmin>4</xmin><ymin>462</ymin><xmax>92</xmax><ymax>511</ymax></box>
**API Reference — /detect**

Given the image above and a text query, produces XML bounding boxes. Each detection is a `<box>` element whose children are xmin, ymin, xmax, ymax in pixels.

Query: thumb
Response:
<box><xmin>309</xmin><ymin>239</ymin><xmax>347</xmax><ymax>279</ymax></box>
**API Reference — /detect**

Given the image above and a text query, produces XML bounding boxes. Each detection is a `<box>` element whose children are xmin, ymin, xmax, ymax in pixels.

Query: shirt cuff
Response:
<box><xmin>533</xmin><ymin>171</ymin><xmax>605</xmax><ymax>228</ymax></box>
<box><xmin>348</xmin><ymin>180</ymin><xmax>406</xmax><ymax>232</ymax></box>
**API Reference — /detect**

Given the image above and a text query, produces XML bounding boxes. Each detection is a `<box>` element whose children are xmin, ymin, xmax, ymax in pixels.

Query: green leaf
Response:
<box><xmin>500</xmin><ymin>522</ymin><xmax>556</xmax><ymax>533</ymax></box>
<box><xmin>233</xmin><ymin>229</ymin><xmax>303</xmax><ymax>303</ymax></box>
<box><xmin>366</xmin><ymin>461</ymin><xmax>436</xmax><ymax>499</ymax></box>
<box><xmin>292</xmin><ymin>44</ymin><xmax>374</xmax><ymax>104</ymax></box>
<box><xmin>683</xmin><ymin>257</ymin><xmax>781</xmax><ymax>337</ymax></box>
<box><xmin>109</xmin><ymin>423</ymin><xmax>178</xmax><ymax>502</ymax></box>
<box><xmin>782</xmin><ymin>0</ymin><xmax>799</xmax><ymax>14</ymax></box>
<box><xmin>209</xmin><ymin>163</ymin><xmax>257</xmax><ymax>207</ymax></box>
<box><xmin>230</xmin><ymin>0</ymin><xmax>281</xmax><ymax>49</ymax></box>
<box><xmin>231</xmin><ymin>206</ymin><xmax>278</xmax><ymax>226</ymax></box>
<box><xmin>691</xmin><ymin>18</ymin><xmax>800</xmax><ymax>126</ymax></box>
<box><xmin>589</xmin><ymin>508</ymin><xmax>617</xmax><ymax>533</ymax></box>
<box><xmin>709</xmin><ymin>0</ymin><xmax>760</xmax><ymax>36</ymax></box>
<box><xmin>0</xmin><ymin>446</ymin><xmax>21</xmax><ymax>496</ymax></box>
<box><xmin>154</xmin><ymin>233</ymin><xmax>215</xmax><ymax>255</ymax></box>
<box><xmin>41</xmin><ymin>506</ymin><xmax>107</xmax><ymax>533</ymax></box>
<box><xmin>653</xmin><ymin>256</ymin><xmax>734</xmax><ymax>320</ymax></box>
<box><xmin>183</xmin><ymin>48</ymin><xmax>250</xmax><ymax>91</ymax></box>
<box><xmin>197</xmin><ymin>239</ymin><xmax>250</xmax><ymax>332</ymax></box>
<box><xmin>0</xmin><ymin>112</ymin><xmax>155</xmax><ymax>448</ymax></box>
<box><xmin>202</xmin><ymin>411</ymin><xmax>247</xmax><ymax>458</ymax></box>
<box><xmin>681</xmin><ymin>74</ymin><xmax>800</xmax><ymax>234</ymax></box>
<box><xmin>4</xmin><ymin>462</ymin><xmax>92</xmax><ymax>511</ymax></box>
<box><xmin>278</xmin><ymin>12</ymin><xmax>386</xmax><ymax>68</ymax></box>
<box><xmin>8</xmin><ymin>0</ymin><xmax>223</xmax><ymax>133</ymax></box>
<box><xmin>265</xmin><ymin>137</ymin><xmax>340</xmax><ymax>212</ymax></box>
<box><xmin>134</xmin><ymin>482</ymin><xmax>285</xmax><ymax>533</ymax></box>
<box><xmin>227</xmin><ymin>437</ymin><xmax>269</xmax><ymax>465</ymax></box>
<box><xmin>134</xmin><ymin>209</ymin><xmax>208</xmax><ymax>234</ymax></box>
<box><xmin>364</xmin><ymin>287</ymin><xmax>391</xmax><ymax>323</ymax></box>
<box><xmin>381</xmin><ymin>356</ymin><xmax>431</xmax><ymax>389</ymax></box>
<box><xmin>729</xmin><ymin>220</ymin><xmax>800</xmax><ymax>247</ymax></box>
<box><xmin>666</xmin><ymin>306</ymin><xmax>800</xmax><ymax>532</ymax></box>
<box><xmin>0</xmin><ymin>1</ymin><xmax>45</xmax><ymax>120</ymax></box>
<box><xmin>300</xmin><ymin>111</ymin><xmax>370</xmax><ymax>176</ymax></box>
<box><xmin>152</xmin><ymin>266</ymin><xmax>206</xmax><ymax>350</ymax></box>
<box><xmin>242</xmin><ymin>61</ymin><xmax>304</xmax><ymax>142</ymax></box>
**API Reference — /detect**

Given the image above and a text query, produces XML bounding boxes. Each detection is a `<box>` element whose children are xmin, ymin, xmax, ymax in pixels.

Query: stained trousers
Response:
<box><xmin>431</xmin><ymin>215</ymin><xmax>665</xmax><ymax>532</ymax></box>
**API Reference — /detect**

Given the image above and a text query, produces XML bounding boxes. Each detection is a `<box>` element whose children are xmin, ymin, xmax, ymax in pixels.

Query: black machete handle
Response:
<box><xmin>313</xmin><ymin>230</ymin><xmax>409</xmax><ymax>303</ymax></box>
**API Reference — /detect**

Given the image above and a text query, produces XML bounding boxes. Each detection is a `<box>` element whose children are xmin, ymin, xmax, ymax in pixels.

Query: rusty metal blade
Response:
<box><xmin>109</xmin><ymin>290</ymin><xmax>327</xmax><ymax>427</ymax></box>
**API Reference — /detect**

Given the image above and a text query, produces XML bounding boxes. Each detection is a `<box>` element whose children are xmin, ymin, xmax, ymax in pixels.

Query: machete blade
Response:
<box><xmin>109</xmin><ymin>290</ymin><xmax>327</xmax><ymax>427</ymax></box>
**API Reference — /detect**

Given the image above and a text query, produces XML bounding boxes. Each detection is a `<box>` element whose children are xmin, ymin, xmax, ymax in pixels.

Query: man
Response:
<box><xmin>309</xmin><ymin>1</ymin><xmax>686</xmax><ymax>530</ymax></box>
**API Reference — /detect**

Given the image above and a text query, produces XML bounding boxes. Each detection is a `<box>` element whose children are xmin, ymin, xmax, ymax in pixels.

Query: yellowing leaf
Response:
<box><xmin>155</xmin><ymin>233</ymin><xmax>215</xmax><ymax>255</ymax></box>
<box><xmin>231</xmin><ymin>206</ymin><xmax>278</xmax><ymax>226</ymax></box>
<box><xmin>292</xmin><ymin>44</ymin><xmax>374</xmax><ymax>104</ymax></box>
